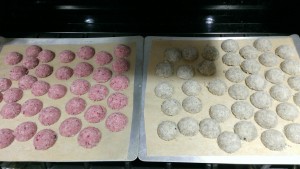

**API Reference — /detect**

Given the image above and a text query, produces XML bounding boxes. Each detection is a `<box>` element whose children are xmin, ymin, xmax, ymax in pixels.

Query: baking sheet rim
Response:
<box><xmin>138</xmin><ymin>34</ymin><xmax>300</xmax><ymax>164</ymax></box>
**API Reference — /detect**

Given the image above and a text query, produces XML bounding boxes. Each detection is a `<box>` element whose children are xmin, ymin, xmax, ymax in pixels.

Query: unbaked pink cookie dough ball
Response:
<box><xmin>37</xmin><ymin>49</ymin><xmax>55</xmax><ymax>63</ymax></box>
<box><xmin>95</xmin><ymin>51</ymin><xmax>113</xmax><ymax>65</ymax></box>
<box><xmin>22</xmin><ymin>56</ymin><xmax>39</xmax><ymax>69</ymax></box>
<box><xmin>59</xmin><ymin>117</ymin><xmax>82</xmax><ymax>137</ymax></box>
<box><xmin>0</xmin><ymin>128</ymin><xmax>14</xmax><ymax>149</ymax></box>
<box><xmin>0</xmin><ymin>103</ymin><xmax>21</xmax><ymax>119</ymax></box>
<box><xmin>5</xmin><ymin>52</ymin><xmax>23</xmax><ymax>65</ymax></box>
<box><xmin>48</xmin><ymin>84</ymin><xmax>67</xmax><ymax>99</ymax></box>
<box><xmin>92</xmin><ymin>67</ymin><xmax>112</xmax><ymax>83</ymax></box>
<box><xmin>77</xmin><ymin>127</ymin><xmax>101</xmax><ymax>149</ymax></box>
<box><xmin>110</xmin><ymin>75</ymin><xmax>129</xmax><ymax>91</ymax></box>
<box><xmin>112</xmin><ymin>58</ymin><xmax>130</xmax><ymax>74</ymax></box>
<box><xmin>0</xmin><ymin>93</ymin><xmax>2</xmax><ymax>103</ymax></box>
<box><xmin>59</xmin><ymin>50</ymin><xmax>75</xmax><ymax>63</ymax></box>
<box><xmin>31</xmin><ymin>80</ymin><xmax>50</xmax><ymax>96</ymax></box>
<box><xmin>33</xmin><ymin>129</ymin><xmax>57</xmax><ymax>150</ymax></box>
<box><xmin>74</xmin><ymin>62</ymin><xmax>94</xmax><ymax>77</ymax></box>
<box><xmin>70</xmin><ymin>79</ymin><xmax>90</xmax><ymax>95</ymax></box>
<box><xmin>0</xmin><ymin>78</ymin><xmax>12</xmax><ymax>92</ymax></box>
<box><xmin>18</xmin><ymin>75</ymin><xmax>37</xmax><ymax>90</ymax></box>
<box><xmin>114</xmin><ymin>44</ymin><xmax>131</xmax><ymax>58</ymax></box>
<box><xmin>88</xmin><ymin>84</ymin><xmax>109</xmax><ymax>101</ymax></box>
<box><xmin>35</xmin><ymin>64</ymin><xmax>53</xmax><ymax>78</ymax></box>
<box><xmin>3</xmin><ymin>88</ymin><xmax>23</xmax><ymax>103</ymax></box>
<box><xmin>21</xmin><ymin>99</ymin><xmax>43</xmax><ymax>117</ymax></box>
<box><xmin>65</xmin><ymin>97</ymin><xmax>86</xmax><ymax>115</ymax></box>
<box><xmin>14</xmin><ymin>121</ymin><xmax>37</xmax><ymax>142</ymax></box>
<box><xmin>55</xmin><ymin>66</ymin><xmax>73</xmax><ymax>80</ymax></box>
<box><xmin>25</xmin><ymin>45</ymin><xmax>42</xmax><ymax>58</ymax></box>
<box><xmin>105</xmin><ymin>112</ymin><xmax>128</xmax><ymax>132</ymax></box>
<box><xmin>77</xmin><ymin>46</ymin><xmax>95</xmax><ymax>60</ymax></box>
<box><xmin>9</xmin><ymin>66</ymin><xmax>28</xmax><ymax>81</ymax></box>
<box><xmin>107</xmin><ymin>92</ymin><xmax>128</xmax><ymax>110</ymax></box>
<box><xmin>84</xmin><ymin>105</ymin><xmax>107</xmax><ymax>123</ymax></box>
<box><xmin>38</xmin><ymin>106</ymin><xmax>61</xmax><ymax>126</ymax></box>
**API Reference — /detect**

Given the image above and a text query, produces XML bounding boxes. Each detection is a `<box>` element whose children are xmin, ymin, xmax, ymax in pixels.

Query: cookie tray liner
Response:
<box><xmin>139</xmin><ymin>34</ymin><xmax>300</xmax><ymax>164</ymax></box>
<box><xmin>0</xmin><ymin>36</ymin><xmax>143</xmax><ymax>161</ymax></box>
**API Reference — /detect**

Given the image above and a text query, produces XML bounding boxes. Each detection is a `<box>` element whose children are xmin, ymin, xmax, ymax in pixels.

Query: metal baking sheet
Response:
<box><xmin>0</xmin><ymin>36</ymin><xmax>143</xmax><ymax>161</ymax></box>
<box><xmin>139</xmin><ymin>34</ymin><xmax>300</xmax><ymax>164</ymax></box>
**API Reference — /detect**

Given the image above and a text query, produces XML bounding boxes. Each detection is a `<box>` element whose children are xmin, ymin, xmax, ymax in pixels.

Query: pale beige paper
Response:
<box><xmin>144</xmin><ymin>36</ymin><xmax>300</xmax><ymax>157</ymax></box>
<box><xmin>0</xmin><ymin>42</ymin><xmax>136</xmax><ymax>161</ymax></box>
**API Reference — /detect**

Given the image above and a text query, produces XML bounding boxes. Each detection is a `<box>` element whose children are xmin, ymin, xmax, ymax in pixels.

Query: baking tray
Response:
<box><xmin>0</xmin><ymin>36</ymin><xmax>143</xmax><ymax>161</ymax></box>
<box><xmin>139</xmin><ymin>34</ymin><xmax>300</xmax><ymax>164</ymax></box>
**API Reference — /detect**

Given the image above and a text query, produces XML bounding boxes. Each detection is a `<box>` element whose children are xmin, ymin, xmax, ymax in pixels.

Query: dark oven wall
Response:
<box><xmin>1</xmin><ymin>0</ymin><xmax>300</xmax><ymax>37</ymax></box>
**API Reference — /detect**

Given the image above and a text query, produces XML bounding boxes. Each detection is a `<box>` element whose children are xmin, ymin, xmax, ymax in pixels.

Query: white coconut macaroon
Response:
<box><xmin>276</xmin><ymin>102</ymin><xmax>299</xmax><ymax>121</ymax></box>
<box><xmin>209</xmin><ymin>104</ymin><xmax>230</xmax><ymax>122</ymax></box>
<box><xmin>294</xmin><ymin>92</ymin><xmax>300</xmax><ymax>107</ymax></box>
<box><xmin>231</xmin><ymin>101</ymin><xmax>254</xmax><ymax>120</ymax></box>
<box><xmin>154</xmin><ymin>82</ymin><xmax>174</xmax><ymax>99</ymax></box>
<box><xmin>181</xmin><ymin>80</ymin><xmax>201</xmax><ymax>96</ymax></box>
<box><xmin>254</xmin><ymin>109</ymin><xmax>278</xmax><ymax>129</ymax></box>
<box><xmin>197</xmin><ymin>60</ymin><xmax>216</xmax><ymax>76</ymax></box>
<box><xmin>177</xmin><ymin>117</ymin><xmax>199</xmax><ymax>136</ymax></box>
<box><xmin>182</xmin><ymin>47</ymin><xmax>198</xmax><ymax>61</ymax></box>
<box><xmin>207</xmin><ymin>79</ymin><xmax>228</xmax><ymax>96</ymax></box>
<box><xmin>157</xmin><ymin>121</ymin><xmax>178</xmax><ymax>141</ymax></box>
<box><xmin>217</xmin><ymin>131</ymin><xmax>241</xmax><ymax>153</ymax></box>
<box><xmin>245</xmin><ymin>74</ymin><xmax>266</xmax><ymax>91</ymax></box>
<box><xmin>225</xmin><ymin>67</ymin><xmax>245</xmax><ymax>83</ymax></box>
<box><xmin>161</xmin><ymin>98</ymin><xmax>182</xmax><ymax>116</ymax></box>
<box><xmin>228</xmin><ymin>84</ymin><xmax>249</xmax><ymax>100</ymax></box>
<box><xmin>265</xmin><ymin>68</ymin><xmax>285</xmax><ymax>84</ymax></box>
<box><xmin>258</xmin><ymin>52</ymin><xmax>278</xmax><ymax>67</ymax></box>
<box><xmin>234</xmin><ymin>121</ymin><xmax>258</xmax><ymax>142</ymax></box>
<box><xmin>261</xmin><ymin>129</ymin><xmax>286</xmax><ymax>151</ymax></box>
<box><xmin>253</xmin><ymin>38</ymin><xmax>272</xmax><ymax>52</ymax></box>
<box><xmin>199</xmin><ymin>118</ymin><xmax>221</xmax><ymax>139</ymax></box>
<box><xmin>240</xmin><ymin>59</ymin><xmax>261</xmax><ymax>74</ymax></box>
<box><xmin>239</xmin><ymin>45</ymin><xmax>259</xmax><ymax>59</ymax></box>
<box><xmin>155</xmin><ymin>61</ymin><xmax>174</xmax><ymax>78</ymax></box>
<box><xmin>275</xmin><ymin>45</ymin><xmax>295</xmax><ymax>59</ymax></box>
<box><xmin>280</xmin><ymin>59</ymin><xmax>300</xmax><ymax>75</ymax></box>
<box><xmin>284</xmin><ymin>123</ymin><xmax>300</xmax><ymax>144</ymax></box>
<box><xmin>182</xmin><ymin>96</ymin><xmax>202</xmax><ymax>114</ymax></box>
<box><xmin>269</xmin><ymin>84</ymin><xmax>291</xmax><ymax>102</ymax></box>
<box><xmin>176</xmin><ymin>65</ymin><xmax>194</xmax><ymax>80</ymax></box>
<box><xmin>287</xmin><ymin>76</ymin><xmax>300</xmax><ymax>91</ymax></box>
<box><xmin>222</xmin><ymin>52</ymin><xmax>242</xmax><ymax>66</ymax></box>
<box><xmin>164</xmin><ymin>48</ymin><xmax>182</xmax><ymax>63</ymax></box>
<box><xmin>250</xmin><ymin>91</ymin><xmax>273</xmax><ymax>109</ymax></box>
<box><xmin>221</xmin><ymin>39</ymin><xmax>239</xmax><ymax>53</ymax></box>
<box><xmin>202</xmin><ymin>45</ymin><xmax>220</xmax><ymax>61</ymax></box>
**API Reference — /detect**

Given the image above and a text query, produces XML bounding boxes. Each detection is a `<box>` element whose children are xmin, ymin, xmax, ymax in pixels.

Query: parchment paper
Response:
<box><xmin>0</xmin><ymin>37</ymin><xmax>142</xmax><ymax>161</ymax></box>
<box><xmin>141</xmin><ymin>35</ymin><xmax>300</xmax><ymax>163</ymax></box>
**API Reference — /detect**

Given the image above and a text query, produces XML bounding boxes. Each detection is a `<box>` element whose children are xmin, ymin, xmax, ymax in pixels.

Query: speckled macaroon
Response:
<box><xmin>207</xmin><ymin>79</ymin><xmax>227</xmax><ymax>96</ymax></box>
<box><xmin>234</xmin><ymin>121</ymin><xmax>258</xmax><ymax>142</ymax></box>
<box><xmin>221</xmin><ymin>39</ymin><xmax>239</xmax><ymax>53</ymax></box>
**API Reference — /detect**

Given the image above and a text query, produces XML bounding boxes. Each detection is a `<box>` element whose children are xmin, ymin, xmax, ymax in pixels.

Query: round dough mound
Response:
<box><xmin>221</xmin><ymin>39</ymin><xmax>239</xmax><ymax>53</ymax></box>
<box><xmin>33</xmin><ymin>129</ymin><xmax>57</xmax><ymax>150</ymax></box>
<box><xmin>209</xmin><ymin>104</ymin><xmax>230</xmax><ymax>122</ymax></box>
<box><xmin>182</xmin><ymin>80</ymin><xmax>201</xmax><ymax>96</ymax></box>
<box><xmin>269</xmin><ymin>85</ymin><xmax>291</xmax><ymax>102</ymax></box>
<box><xmin>154</xmin><ymin>82</ymin><xmax>174</xmax><ymax>99</ymax></box>
<box><xmin>245</xmin><ymin>74</ymin><xmax>266</xmax><ymax>91</ymax></box>
<box><xmin>202</xmin><ymin>45</ymin><xmax>220</xmax><ymax>61</ymax></box>
<box><xmin>164</xmin><ymin>48</ymin><xmax>181</xmax><ymax>63</ymax></box>
<box><xmin>182</xmin><ymin>96</ymin><xmax>202</xmax><ymax>114</ymax></box>
<box><xmin>253</xmin><ymin>38</ymin><xmax>272</xmax><ymax>52</ymax></box>
<box><xmin>228</xmin><ymin>84</ymin><xmax>249</xmax><ymax>100</ymax></box>
<box><xmin>258</xmin><ymin>52</ymin><xmax>278</xmax><ymax>67</ymax></box>
<box><xmin>207</xmin><ymin>79</ymin><xmax>227</xmax><ymax>96</ymax></box>
<box><xmin>287</xmin><ymin>76</ymin><xmax>300</xmax><ymax>91</ymax></box>
<box><xmin>250</xmin><ymin>91</ymin><xmax>272</xmax><ymax>109</ymax></box>
<box><xmin>198</xmin><ymin>60</ymin><xmax>216</xmax><ymax>76</ymax></box>
<box><xmin>157</xmin><ymin>121</ymin><xmax>178</xmax><ymax>141</ymax></box>
<box><xmin>231</xmin><ymin>101</ymin><xmax>254</xmax><ymax>120</ymax></box>
<box><xmin>280</xmin><ymin>60</ymin><xmax>300</xmax><ymax>75</ymax></box>
<box><xmin>225</xmin><ymin>67</ymin><xmax>245</xmax><ymax>83</ymax></box>
<box><xmin>161</xmin><ymin>98</ymin><xmax>181</xmax><ymax>116</ymax></box>
<box><xmin>155</xmin><ymin>61</ymin><xmax>173</xmax><ymax>78</ymax></box>
<box><xmin>240</xmin><ymin>59</ymin><xmax>261</xmax><ymax>74</ymax></box>
<box><xmin>199</xmin><ymin>118</ymin><xmax>221</xmax><ymax>138</ymax></box>
<box><xmin>254</xmin><ymin>110</ymin><xmax>278</xmax><ymax>129</ymax></box>
<box><xmin>276</xmin><ymin>103</ymin><xmax>299</xmax><ymax>121</ymax></box>
<box><xmin>177</xmin><ymin>117</ymin><xmax>199</xmax><ymax>136</ymax></box>
<box><xmin>276</xmin><ymin>45</ymin><xmax>295</xmax><ymax>59</ymax></box>
<box><xmin>265</xmin><ymin>68</ymin><xmax>285</xmax><ymax>84</ymax></box>
<box><xmin>217</xmin><ymin>131</ymin><xmax>241</xmax><ymax>153</ymax></box>
<box><xmin>261</xmin><ymin>129</ymin><xmax>286</xmax><ymax>151</ymax></box>
<box><xmin>182</xmin><ymin>47</ymin><xmax>198</xmax><ymax>61</ymax></box>
<box><xmin>284</xmin><ymin>123</ymin><xmax>300</xmax><ymax>144</ymax></box>
<box><xmin>222</xmin><ymin>52</ymin><xmax>242</xmax><ymax>66</ymax></box>
<box><xmin>176</xmin><ymin>65</ymin><xmax>194</xmax><ymax>80</ymax></box>
<box><xmin>293</xmin><ymin>92</ymin><xmax>300</xmax><ymax>107</ymax></box>
<box><xmin>234</xmin><ymin>121</ymin><xmax>258</xmax><ymax>142</ymax></box>
<box><xmin>239</xmin><ymin>45</ymin><xmax>259</xmax><ymax>59</ymax></box>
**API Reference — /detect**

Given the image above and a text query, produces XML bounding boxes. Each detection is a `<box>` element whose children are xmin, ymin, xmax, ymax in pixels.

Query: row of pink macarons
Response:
<box><xmin>4</xmin><ymin>44</ymin><xmax>131</xmax><ymax>66</ymax></box>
